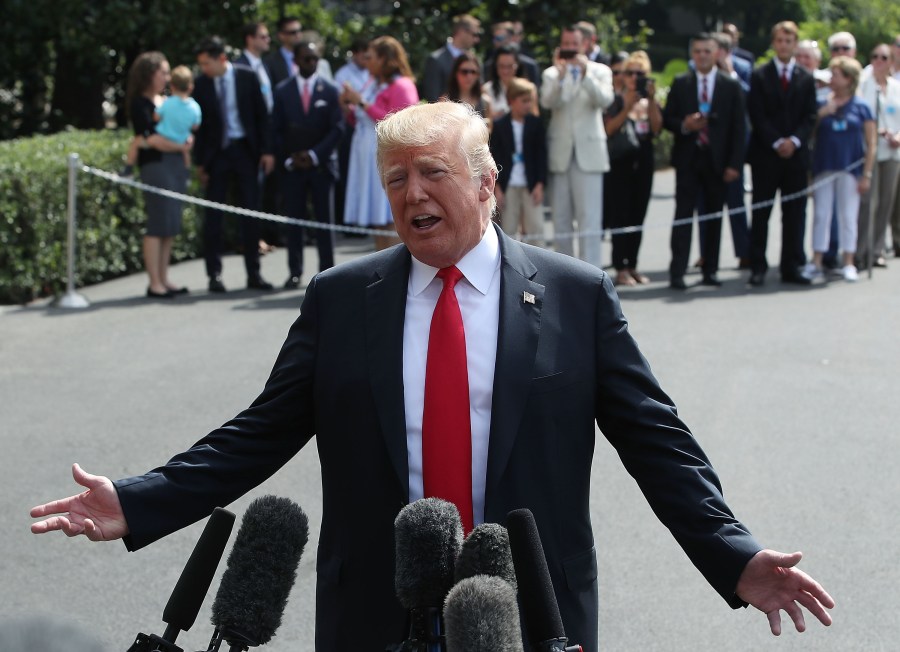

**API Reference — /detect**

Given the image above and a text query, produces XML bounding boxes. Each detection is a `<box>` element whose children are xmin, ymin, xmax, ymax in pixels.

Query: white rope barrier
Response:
<box><xmin>81</xmin><ymin>157</ymin><xmax>864</xmax><ymax>245</ymax></box>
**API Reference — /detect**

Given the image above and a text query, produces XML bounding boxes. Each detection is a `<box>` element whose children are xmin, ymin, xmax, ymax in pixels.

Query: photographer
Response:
<box><xmin>603</xmin><ymin>51</ymin><xmax>661</xmax><ymax>286</ymax></box>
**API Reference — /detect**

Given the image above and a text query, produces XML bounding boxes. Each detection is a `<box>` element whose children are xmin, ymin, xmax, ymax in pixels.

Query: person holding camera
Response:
<box><xmin>540</xmin><ymin>23</ymin><xmax>614</xmax><ymax>269</ymax></box>
<box><xmin>663</xmin><ymin>33</ymin><xmax>747</xmax><ymax>289</ymax></box>
<box><xmin>603</xmin><ymin>51</ymin><xmax>661</xmax><ymax>286</ymax></box>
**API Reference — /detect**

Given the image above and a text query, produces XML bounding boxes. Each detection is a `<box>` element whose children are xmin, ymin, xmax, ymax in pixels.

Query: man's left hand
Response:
<box><xmin>736</xmin><ymin>549</ymin><xmax>834</xmax><ymax>635</ymax></box>
<box><xmin>723</xmin><ymin>167</ymin><xmax>740</xmax><ymax>183</ymax></box>
<box><xmin>260</xmin><ymin>154</ymin><xmax>275</xmax><ymax>175</ymax></box>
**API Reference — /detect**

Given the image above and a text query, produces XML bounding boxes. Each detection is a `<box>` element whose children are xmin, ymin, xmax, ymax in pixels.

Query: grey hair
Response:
<box><xmin>827</xmin><ymin>31</ymin><xmax>856</xmax><ymax>51</ymax></box>
<box><xmin>376</xmin><ymin>101</ymin><xmax>498</xmax><ymax>214</ymax></box>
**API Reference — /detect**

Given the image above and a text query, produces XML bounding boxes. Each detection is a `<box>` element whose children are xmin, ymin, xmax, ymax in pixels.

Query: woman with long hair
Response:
<box><xmin>340</xmin><ymin>35</ymin><xmax>419</xmax><ymax>250</ymax></box>
<box><xmin>445</xmin><ymin>52</ymin><xmax>491</xmax><ymax>127</ymax></box>
<box><xmin>125</xmin><ymin>51</ymin><xmax>193</xmax><ymax>298</ymax></box>
<box><xmin>483</xmin><ymin>45</ymin><xmax>537</xmax><ymax>121</ymax></box>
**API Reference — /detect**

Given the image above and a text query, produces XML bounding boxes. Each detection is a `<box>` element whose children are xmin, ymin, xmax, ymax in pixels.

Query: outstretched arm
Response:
<box><xmin>30</xmin><ymin>463</ymin><xmax>129</xmax><ymax>541</ymax></box>
<box><xmin>736</xmin><ymin>549</ymin><xmax>834</xmax><ymax>635</ymax></box>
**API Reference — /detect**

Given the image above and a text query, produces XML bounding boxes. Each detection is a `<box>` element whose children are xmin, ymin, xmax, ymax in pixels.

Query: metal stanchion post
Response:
<box><xmin>56</xmin><ymin>153</ymin><xmax>90</xmax><ymax>309</ymax></box>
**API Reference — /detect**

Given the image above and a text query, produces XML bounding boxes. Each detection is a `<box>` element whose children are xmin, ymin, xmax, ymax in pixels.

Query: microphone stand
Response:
<box><xmin>126</xmin><ymin>625</ymin><xmax>184</xmax><ymax>652</ymax></box>
<box><xmin>386</xmin><ymin>606</ymin><xmax>445</xmax><ymax>651</ymax></box>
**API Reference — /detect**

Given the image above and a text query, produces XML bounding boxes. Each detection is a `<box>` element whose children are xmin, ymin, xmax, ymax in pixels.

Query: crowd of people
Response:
<box><xmin>121</xmin><ymin>14</ymin><xmax>900</xmax><ymax>297</ymax></box>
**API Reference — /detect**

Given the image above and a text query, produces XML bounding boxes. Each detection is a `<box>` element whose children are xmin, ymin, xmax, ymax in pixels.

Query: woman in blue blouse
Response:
<box><xmin>805</xmin><ymin>56</ymin><xmax>876</xmax><ymax>282</ymax></box>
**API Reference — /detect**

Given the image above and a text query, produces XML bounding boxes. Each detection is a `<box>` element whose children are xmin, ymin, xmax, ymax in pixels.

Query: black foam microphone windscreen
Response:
<box><xmin>505</xmin><ymin>508</ymin><xmax>567</xmax><ymax>649</ymax></box>
<box><xmin>454</xmin><ymin>522</ymin><xmax>518</xmax><ymax>592</ymax></box>
<box><xmin>162</xmin><ymin>507</ymin><xmax>236</xmax><ymax>634</ymax></box>
<box><xmin>444</xmin><ymin>576</ymin><xmax>523</xmax><ymax>652</ymax></box>
<box><xmin>210</xmin><ymin>495</ymin><xmax>309</xmax><ymax>647</ymax></box>
<box><xmin>394</xmin><ymin>497</ymin><xmax>463</xmax><ymax>609</ymax></box>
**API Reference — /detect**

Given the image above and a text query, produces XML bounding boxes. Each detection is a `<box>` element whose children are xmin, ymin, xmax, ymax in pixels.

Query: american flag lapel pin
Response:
<box><xmin>523</xmin><ymin>291</ymin><xmax>535</xmax><ymax>305</ymax></box>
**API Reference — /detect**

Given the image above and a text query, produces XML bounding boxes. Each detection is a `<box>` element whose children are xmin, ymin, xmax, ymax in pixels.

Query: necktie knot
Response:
<box><xmin>437</xmin><ymin>266</ymin><xmax>463</xmax><ymax>289</ymax></box>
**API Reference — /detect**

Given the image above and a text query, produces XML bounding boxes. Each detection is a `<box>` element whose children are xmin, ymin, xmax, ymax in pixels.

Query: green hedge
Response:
<box><xmin>0</xmin><ymin>129</ymin><xmax>201</xmax><ymax>304</ymax></box>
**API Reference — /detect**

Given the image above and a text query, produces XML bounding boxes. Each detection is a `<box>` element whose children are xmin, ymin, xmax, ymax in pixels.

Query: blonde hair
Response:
<box><xmin>376</xmin><ymin>102</ymin><xmax>498</xmax><ymax>214</ymax></box>
<box><xmin>624</xmin><ymin>50</ymin><xmax>652</xmax><ymax>74</ymax></box>
<box><xmin>829</xmin><ymin>55</ymin><xmax>862</xmax><ymax>93</ymax></box>
<box><xmin>505</xmin><ymin>77</ymin><xmax>536</xmax><ymax>103</ymax></box>
<box><xmin>170</xmin><ymin>65</ymin><xmax>193</xmax><ymax>93</ymax></box>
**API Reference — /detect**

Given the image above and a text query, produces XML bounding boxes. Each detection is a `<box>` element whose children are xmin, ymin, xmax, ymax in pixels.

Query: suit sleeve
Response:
<box><xmin>421</xmin><ymin>54</ymin><xmax>444</xmax><ymax>103</ymax></box>
<box><xmin>747</xmin><ymin>69</ymin><xmax>781</xmax><ymax>148</ymax></box>
<box><xmin>248</xmin><ymin>72</ymin><xmax>272</xmax><ymax>155</ymax></box>
<box><xmin>663</xmin><ymin>78</ymin><xmax>686</xmax><ymax>134</ymax></box>
<box><xmin>113</xmin><ymin>277</ymin><xmax>322</xmax><ymax>550</ymax></box>
<box><xmin>591</xmin><ymin>274</ymin><xmax>762</xmax><ymax>607</ymax></box>
<box><xmin>727</xmin><ymin>84</ymin><xmax>747</xmax><ymax>170</ymax></box>
<box><xmin>794</xmin><ymin>75</ymin><xmax>819</xmax><ymax>147</ymax></box>
<box><xmin>313</xmin><ymin>87</ymin><xmax>346</xmax><ymax>165</ymax></box>
<box><xmin>581</xmin><ymin>64</ymin><xmax>615</xmax><ymax>111</ymax></box>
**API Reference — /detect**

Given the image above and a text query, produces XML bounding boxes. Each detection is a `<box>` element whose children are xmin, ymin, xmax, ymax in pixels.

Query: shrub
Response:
<box><xmin>0</xmin><ymin>128</ymin><xmax>201</xmax><ymax>304</ymax></box>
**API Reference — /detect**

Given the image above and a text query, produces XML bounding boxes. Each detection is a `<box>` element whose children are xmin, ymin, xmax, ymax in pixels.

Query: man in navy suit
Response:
<box><xmin>192</xmin><ymin>36</ymin><xmax>275</xmax><ymax>292</ymax></box>
<box><xmin>421</xmin><ymin>14</ymin><xmax>482</xmax><ymax>102</ymax></box>
<box><xmin>272</xmin><ymin>41</ymin><xmax>344</xmax><ymax>289</ymax></box>
<box><xmin>664</xmin><ymin>33</ymin><xmax>747</xmax><ymax>288</ymax></box>
<box><xmin>31</xmin><ymin>102</ymin><xmax>833</xmax><ymax>652</ymax></box>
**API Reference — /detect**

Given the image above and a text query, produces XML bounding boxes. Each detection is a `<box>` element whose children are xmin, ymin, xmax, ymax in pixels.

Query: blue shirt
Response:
<box><xmin>155</xmin><ymin>95</ymin><xmax>202</xmax><ymax>144</ymax></box>
<box><xmin>813</xmin><ymin>96</ymin><xmax>873</xmax><ymax>176</ymax></box>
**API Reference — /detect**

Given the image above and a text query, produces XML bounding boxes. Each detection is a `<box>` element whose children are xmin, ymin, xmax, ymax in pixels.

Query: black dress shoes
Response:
<box><xmin>700</xmin><ymin>274</ymin><xmax>722</xmax><ymax>286</ymax></box>
<box><xmin>247</xmin><ymin>276</ymin><xmax>274</xmax><ymax>291</ymax></box>
<box><xmin>748</xmin><ymin>272</ymin><xmax>765</xmax><ymax>286</ymax></box>
<box><xmin>284</xmin><ymin>276</ymin><xmax>302</xmax><ymax>289</ymax></box>
<box><xmin>208</xmin><ymin>277</ymin><xmax>227</xmax><ymax>293</ymax></box>
<box><xmin>669</xmin><ymin>277</ymin><xmax>688</xmax><ymax>290</ymax></box>
<box><xmin>146</xmin><ymin>287</ymin><xmax>175</xmax><ymax>299</ymax></box>
<box><xmin>781</xmin><ymin>273</ymin><xmax>811</xmax><ymax>285</ymax></box>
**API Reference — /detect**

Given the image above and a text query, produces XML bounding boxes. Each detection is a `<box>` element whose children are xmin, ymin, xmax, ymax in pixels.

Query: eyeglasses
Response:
<box><xmin>830</xmin><ymin>45</ymin><xmax>852</xmax><ymax>52</ymax></box>
<box><xmin>871</xmin><ymin>54</ymin><xmax>890</xmax><ymax>61</ymax></box>
<box><xmin>281</xmin><ymin>28</ymin><xmax>302</xmax><ymax>36</ymax></box>
<box><xmin>624</xmin><ymin>70</ymin><xmax>646</xmax><ymax>77</ymax></box>
<box><xmin>458</xmin><ymin>69</ymin><xmax>480</xmax><ymax>76</ymax></box>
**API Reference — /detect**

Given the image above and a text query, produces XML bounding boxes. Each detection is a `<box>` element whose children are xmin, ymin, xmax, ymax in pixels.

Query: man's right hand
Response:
<box><xmin>30</xmin><ymin>463</ymin><xmax>128</xmax><ymax>541</ymax></box>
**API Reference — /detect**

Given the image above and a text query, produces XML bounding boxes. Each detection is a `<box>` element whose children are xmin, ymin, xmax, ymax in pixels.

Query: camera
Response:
<box><xmin>635</xmin><ymin>75</ymin><xmax>652</xmax><ymax>97</ymax></box>
<box><xmin>558</xmin><ymin>49</ymin><xmax>578</xmax><ymax>60</ymax></box>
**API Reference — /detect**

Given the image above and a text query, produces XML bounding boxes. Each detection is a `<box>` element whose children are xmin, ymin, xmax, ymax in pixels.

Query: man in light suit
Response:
<box><xmin>192</xmin><ymin>36</ymin><xmax>275</xmax><ymax>292</ymax></box>
<box><xmin>31</xmin><ymin>103</ymin><xmax>833</xmax><ymax>652</ymax></box>
<box><xmin>541</xmin><ymin>24</ymin><xmax>614</xmax><ymax>269</ymax></box>
<box><xmin>664</xmin><ymin>33</ymin><xmax>747</xmax><ymax>288</ymax></box>
<box><xmin>272</xmin><ymin>41</ymin><xmax>344</xmax><ymax>288</ymax></box>
<box><xmin>420</xmin><ymin>14</ymin><xmax>482</xmax><ymax>102</ymax></box>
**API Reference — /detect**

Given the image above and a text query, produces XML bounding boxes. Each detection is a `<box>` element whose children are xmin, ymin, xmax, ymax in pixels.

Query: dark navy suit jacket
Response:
<box><xmin>271</xmin><ymin>75</ymin><xmax>343</xmax><ymax>177</ymax></box>
<box><xmin>113</xmin><ymin>226</ymin><xmax>761</xmax><ymax>651</ymax></box>
<box><xmin>490</xmin><ymin>113</ymin><xmax>548</xmax><ymax>193</ymax></box>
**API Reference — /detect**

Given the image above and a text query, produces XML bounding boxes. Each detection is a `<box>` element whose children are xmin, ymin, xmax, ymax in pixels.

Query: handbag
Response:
<box><xmin>607</xmin><ymin>118</ymin><xmax>641</xmax><ymax>161</ymax></box>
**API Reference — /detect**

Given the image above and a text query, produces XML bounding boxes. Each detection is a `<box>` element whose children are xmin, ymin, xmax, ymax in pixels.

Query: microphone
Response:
<box><xmin>127</xmin><ymin>507</ymin><xmax>236</xmax><ymax>652</ymax></box>
<box><xmin>454</xmin><ymin>522</ymin><xmax>517</xmax><ymax>592</ymax></box>
<box><xmin>207</xmin><ymin>495</ymin><xmax>309</xmax><ymax>652</ymax></box>
<box><xmin>391</xmin><ymin>498</ymin><xmax>463</xmax><ymax>652</ymax></box>
<box><xmin>444</xmin><ymin>576</ymin><xmax>522</xmax><ymax>652</ymax></box>
<box><xmin>505</xmin><ymin>509</ymin><xmax>582</xmax><ymax>652</ymax></box>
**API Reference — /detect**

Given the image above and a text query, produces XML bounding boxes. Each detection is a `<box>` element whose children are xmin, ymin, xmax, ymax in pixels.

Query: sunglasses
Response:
<box><xmin>624</xmin><ymin>70</ymin><xmax>646</xmax><ymax>77</ymax></box>
<box><xmin>830</xmin><ymin>45</ymin><xmax>852</xmax><ymax>52</ymax></box>
<box><xmin>281</xmin><ymin>28</ymin><xmax>302</xmax><ymax>36</ymax></box>
<box><xmin>458</xmin><ymin>69</ymin><xmax>480</xmax><ymax>76</ymax></box>
<box><xmin>871</xmin><ymin>54</ymin><xmax>890</xmax><ymax>61</ymax></box>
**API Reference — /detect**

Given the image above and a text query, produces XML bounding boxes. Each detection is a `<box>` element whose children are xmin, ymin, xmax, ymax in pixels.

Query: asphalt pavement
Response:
<box><xmin>2</xmin><ymin>168</ymin><xmax>897</xmax><ymax>651</ymax></box>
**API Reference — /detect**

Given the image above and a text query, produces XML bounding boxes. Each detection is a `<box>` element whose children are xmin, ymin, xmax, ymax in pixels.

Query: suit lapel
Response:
<box><xmin>484</xmin><ymin>227</ymin><xmax>544</xmax><ymax>507</ymax></box>
<box><xmin>366</xmin><ymin>246</ymin><xmax>413</xmax><ymax>499</ymax></box>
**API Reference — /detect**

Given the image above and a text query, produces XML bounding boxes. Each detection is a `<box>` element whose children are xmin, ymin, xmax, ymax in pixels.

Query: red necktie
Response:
<box><xmin>422</xmin><ymin>266</ymin><xmax>473</xmax><ymax>533</ymax></box>
<box><xmin>301</xmin><ymin>80</ymin><xmax>311</xmax><ymax>113</ymax></box>
<box><xmin>781</xmin><ymin>66</ymin><xmax>790</xmax><ymax>92</ymax></box>
<box><xmin>698</xmin><ymin>75</ymin><xmax>710</xmax><ymax>146</ymax></box>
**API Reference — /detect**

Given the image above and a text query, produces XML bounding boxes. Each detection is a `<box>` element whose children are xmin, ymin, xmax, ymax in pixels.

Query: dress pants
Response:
<box><xmin>670</xmin><ymin>148</ymin><xmax>725</xmax><ymax>279</ymax></box>
<box><xmin>283</xmin><ymin>166</ymin><xmax>335</xmax><ymax>277</ymax></box>
<box><xmin>749</xmin><ymin>154</ymin><xmax>808</xmax><ymax>278</ymax></box>
<box><xmin>500</xmin><ymin>185</ymin><xmax>545</xmax><ymax>243</ymax></box>
<box><xmin>551</xmin><ymin>158</ymin><xmax>604</xmax><ymax>268</ymax></box>
<box><xmin>698</xmin><ymin>170</ymin><xmax>750</xmax><ymax>260</ymax></box>
<box><xmin>605</xmin><ymin>141</ymin><xmax>654</xmax><ymax>270</ymax></box>
<box><xmin>203</xmin><ymin>140</ymin><xmax>262</xmax><ymax>280</ymax></box>
<box><xmin>857</xmin><ymin>159</ymin><xmax>900</xmax><ymax>264</ymax></box>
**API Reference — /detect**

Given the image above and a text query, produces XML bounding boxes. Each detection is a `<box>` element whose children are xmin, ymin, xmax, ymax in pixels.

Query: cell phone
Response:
<box><xmin>635</xmin><ymin>76</ymin><xmax>649</xmax><ymax>97</ymax></box>
<box><xmin>559</xmin><ymin>49</ymin><xmax>578</xmax><ymax>60</ymax></box>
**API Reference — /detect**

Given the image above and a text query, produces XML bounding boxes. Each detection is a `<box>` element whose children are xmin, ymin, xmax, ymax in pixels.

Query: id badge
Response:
<box><xmin>832</xmin><ymin>119</ymin><xmax>847</xmax><ymax>132</ymax></box>
<box><xmin>887</xmin><ymin>105</ymin><xmax>897</xmax><ymax>115</ymax></box>
<box><xmin>699</xmin><ymin>101</ymin><xmax>711</xmax><ymax>115</ymax></box>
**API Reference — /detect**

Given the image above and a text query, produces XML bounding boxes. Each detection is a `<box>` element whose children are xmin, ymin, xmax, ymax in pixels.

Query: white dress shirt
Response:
<box><xmin>242</xmin><ymin>51</ymin><xmax>273</xmax><ymax>113</ymax></box>
<box><xmin>772</xmin><ymin>59</ymin><xmax>802</xmax><ymax>149</ymax></box>
<box><xmin>403</xmin><ymin>225</ymin><xmax>501</xmax><ymax>526</ymax></box>
<box><xmin>219</xmin><ymin>63</ymin><xmax>246</xmax><ymax>141</ymax></box>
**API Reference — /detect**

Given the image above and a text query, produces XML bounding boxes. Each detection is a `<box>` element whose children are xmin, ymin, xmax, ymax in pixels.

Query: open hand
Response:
<box><xmin>30</xmin><ymin>463</ymin><xmax>128</xmax><ymax>541</ymax></box>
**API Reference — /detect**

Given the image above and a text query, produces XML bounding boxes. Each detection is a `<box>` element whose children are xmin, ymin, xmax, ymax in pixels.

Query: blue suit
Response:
<box><xmin>272</xmin><ymin>75</ymin><xmax>344</xmax><ymax>277</ymax></box>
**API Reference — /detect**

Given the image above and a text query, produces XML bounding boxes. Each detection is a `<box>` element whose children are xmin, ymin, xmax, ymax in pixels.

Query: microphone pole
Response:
<box><xmin>127</xmin><ymin>507</ymin><xmax>236</xmax><ymax>652</ymax></box>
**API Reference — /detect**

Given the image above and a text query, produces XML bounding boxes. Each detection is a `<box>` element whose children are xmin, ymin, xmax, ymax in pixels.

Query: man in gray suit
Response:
<box><xmin>32</xmin><ymin>102</ymin><xmax>833</xmax><ymax>652</ymax></box>
<box><xmin>420</xmin><ymin>14</ymin><xmax>482</xmax><ymax>102</ymax></box>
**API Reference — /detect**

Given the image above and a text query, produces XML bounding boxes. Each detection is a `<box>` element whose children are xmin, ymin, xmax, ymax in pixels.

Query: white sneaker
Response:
<box><xmin>842</xmin><ymin>265</ymin><xmax>858</xmax><ymax>282</ymax></box>
<box><xmin>801</xmin><ymin>262</ymin><xmax>824</xmax><ymax>281</ymax></box>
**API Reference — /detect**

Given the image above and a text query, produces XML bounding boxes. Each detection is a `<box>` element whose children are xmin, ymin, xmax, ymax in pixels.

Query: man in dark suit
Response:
<box><xmin>420</xmin><ymin>14</ymin><xmax>482</xmax><ymax>102</ymax></box>
<box><xmin>263</xmin><ymin>15</ymin><xmax>302</xmax><ymax>88</ymax></box>
<box><xmin>664</xmin><ymin>33</ymin><xmax>747</xmax><ymax>288</ymax></box>
<box><xmin>272</xmin><ymin>41</ymin><xmax>344</xmax><ymax>289</ymax></box>
<box><xmin>747</xmin><ymin>21</ymin><xmax>818</xmax><ymax>286</ymax></box>
<box><xmin>193</xmin><ymin>36</ymin><xmax>274</xmax><ymax>292</ymax></box>
<box><xmin>31</xmin><ymin>103</ymin><xmax>833</xmax><ymax>651</ymax></box>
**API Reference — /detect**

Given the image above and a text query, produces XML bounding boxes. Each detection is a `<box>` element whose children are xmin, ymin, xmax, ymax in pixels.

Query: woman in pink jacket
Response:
<box><xmin>340</xmin><ymin>36</ymin><xmax>419</xmax><ymax>250</ymax></box>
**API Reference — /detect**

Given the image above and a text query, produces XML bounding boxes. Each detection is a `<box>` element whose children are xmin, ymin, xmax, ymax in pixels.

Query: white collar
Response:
<box><xmin>409</xmin><ymin>223</ymin><xmax>500</xmax><ymax>296</ymax></box>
